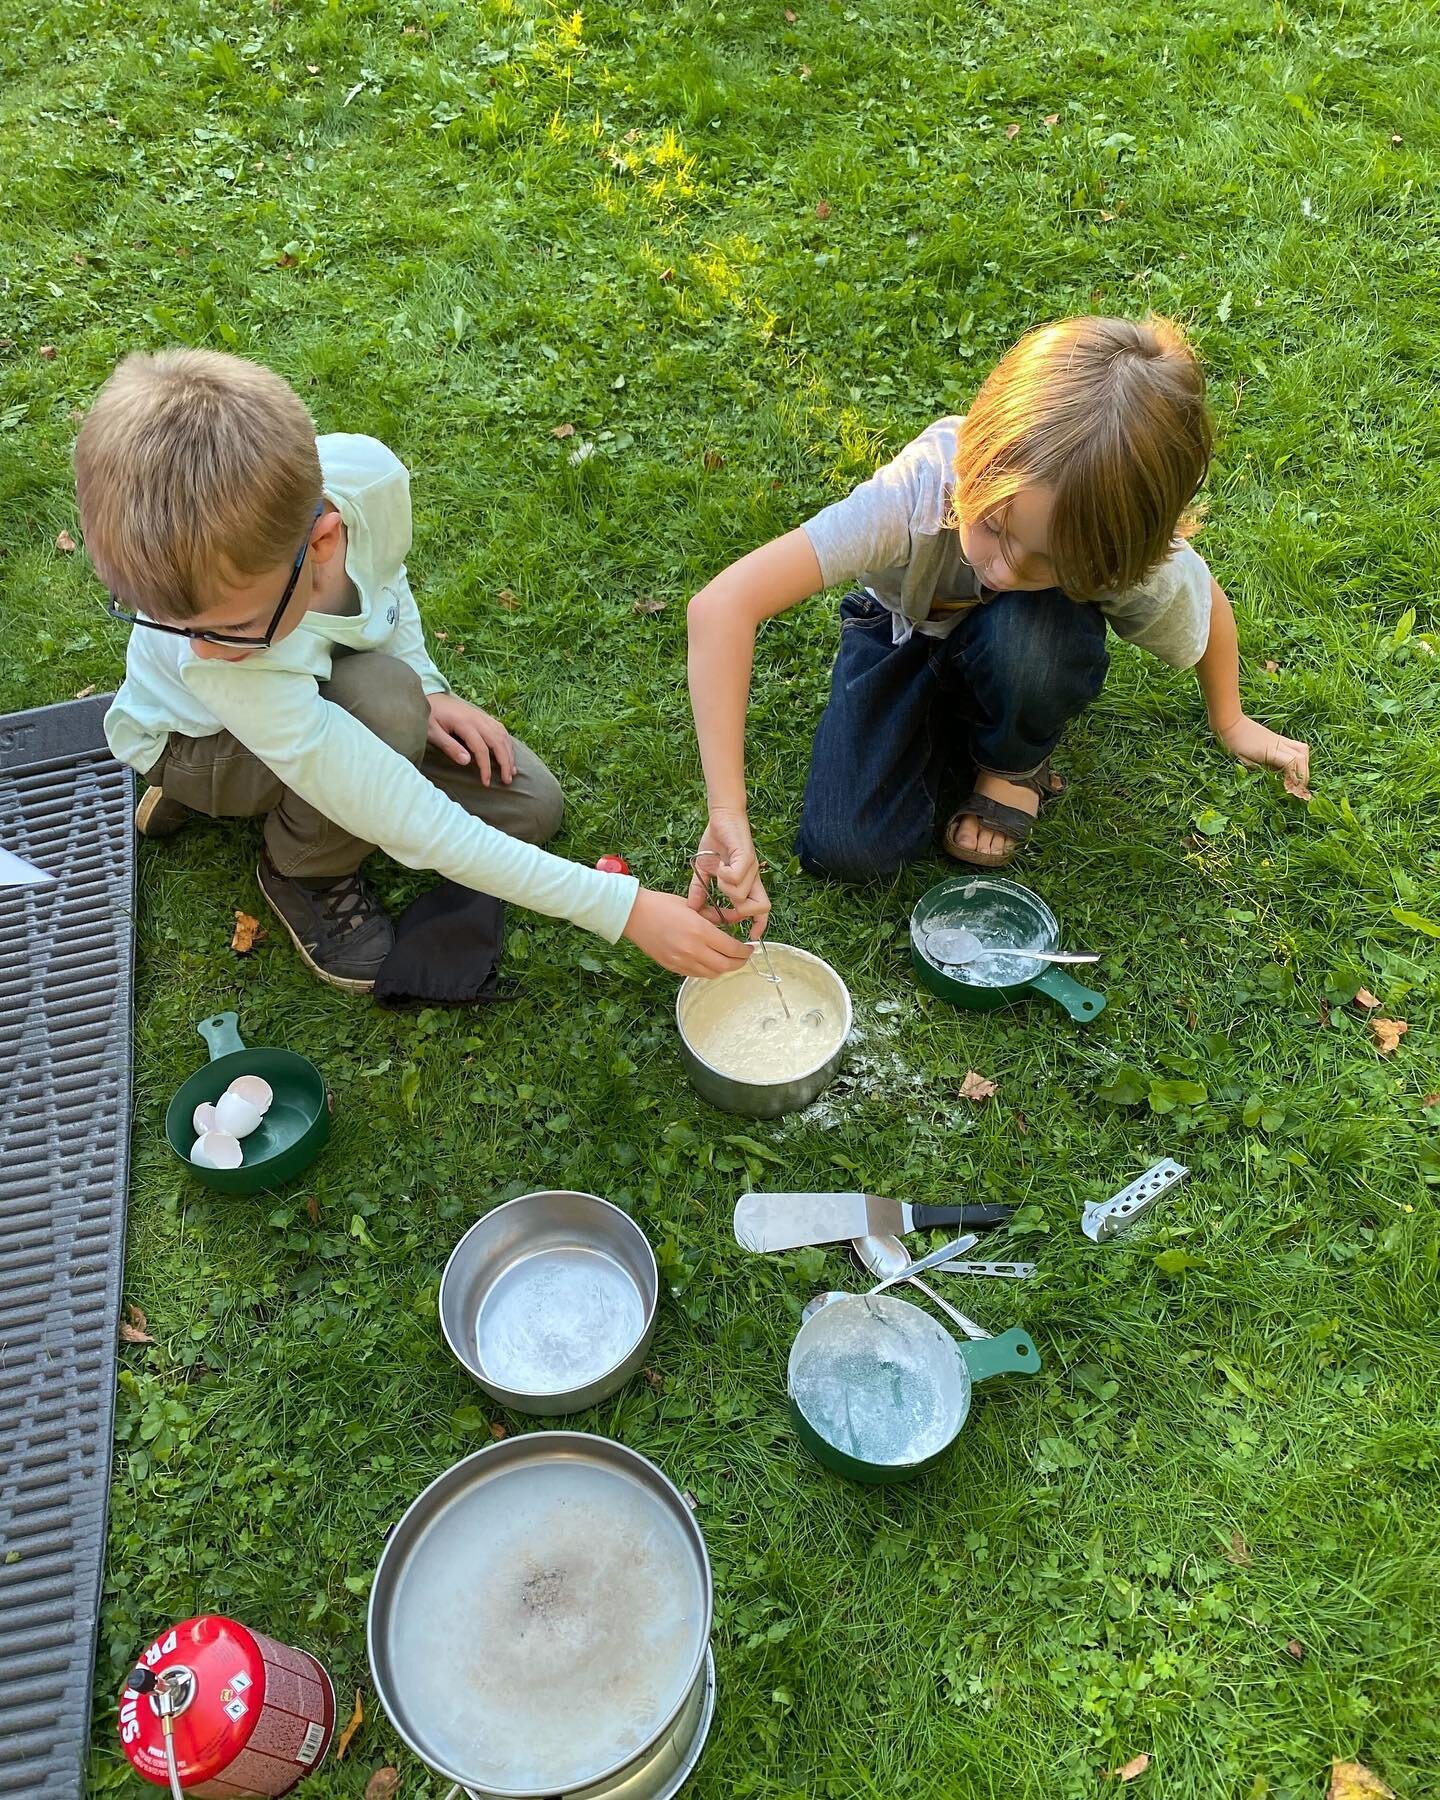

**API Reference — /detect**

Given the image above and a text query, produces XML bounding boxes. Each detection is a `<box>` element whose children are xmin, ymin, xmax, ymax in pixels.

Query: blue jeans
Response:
<box><xmin>795</xmin><ymin>589</ymin><xmax>1109</xmax><ymax>881</ymax></box>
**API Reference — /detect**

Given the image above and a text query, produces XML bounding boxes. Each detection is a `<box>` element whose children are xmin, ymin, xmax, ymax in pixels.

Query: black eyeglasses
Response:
<box><xmin>103</xmin><ymin>505</ymin><xmax>324</xmax><ymax>649</ymax></box>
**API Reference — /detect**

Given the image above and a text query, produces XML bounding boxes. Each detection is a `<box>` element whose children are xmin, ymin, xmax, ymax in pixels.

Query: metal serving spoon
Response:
<box><xmin>854</xmin><ymin>1235</ymin><xmax>992</xmax><ymax>1339</ymax></box>
<box><xmin>923</xmin><ymin>927</ymin><xmax>1098</xmax><ymax>967</ymax></box>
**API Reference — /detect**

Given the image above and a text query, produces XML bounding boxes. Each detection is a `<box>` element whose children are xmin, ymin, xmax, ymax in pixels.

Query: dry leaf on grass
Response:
<box><xmin>495</xmin><ymin>588</ymin><xmax>520</xmax><ymax>611</ymax></box>
<box><xmin>1283</xmin><ymin>1638</ymin><xmax>1305</xmax><ymax>1662</ymax></box>
<box><xmin>337</xmin><ymin>1691</ymin><xmax>363</xmax><ymax>1760</ymax></box>
<box><xmin>1005</xmin><ymin>122</ymin><xmax>1021</xmax><ymax>139</ymax></box>
<box><xmin>1423</xmin><ymin>1093</ymin><xmax>1440</xmax><ymax>1108</ymax></box>
<box><xmin>957</xmin><ymin>1070</ymin><xmax>998</xmax><ymax>1102</ymax></box>
<box><xmin>1282</xmin><ymin>766</ymin><xmax>1312</xmax><ymax>802</ymax></box>
<box><xmin>231</xmin><ymin>911</ymin><xmax>265</xmax><ymax>954</ymax></box>
<box><xmin>306</xmin><ymin>1194</ymin><xmax>321</xmax><ymax>1226</ymax></box>
<box><xmin>55</xmin><ymin>529</ymin><xmax>77</xmax><ymax>553</ymax></box>
<box><xmin>364</xmin><ymin>1768</ymin><xmax>401</xmax><ymax>1800</ymax></box>
<box><xmin>39</xmin><ymin>344</ymin><xmax>57</xmax><ymax>360</ymax></box>
<box><xmin>74</xmin><ymin>684</ymin><xmax>96</xmax><ymax>700</ymax></box>
<box><xmin>119</xmin><ymin>1304</ymin><xmax>154</xmax><ymax>1345</ymax></box>
<box><xmin>1222</xmin><ymin>1530</ymin><xmax>1252</xmax><ymax>1566</ymax></box>
<box><xmin>814</xmin><ymin>199</ymin><xmax>831</xmax><ymax>218</ymax></box>
<box><xmin>1370</xmin><ymin>1018</ymin><xmax>1408</xmax><ymax>1056</ymax></box>
<box><xmin>1264</xmin><ymin>659</ymin><xmax>1280</xmax><ymax>673</ymax></box>
<box><xmin>550</xmin><ymin>422</ymin><xmax>575</xmax><ymax>439</ymax></box>
<box><xmin>490</xmin><ymin>1421</ymin><xmax>507</xmax><ymax>1440</ymax></box>
<box><xmin>1352</xmin><ymin>989</ymin><xmax>1381</xmax><ymax>1011</ymax></box>
<box><xmin>702</xmin><ymin>449</ymin><xmax>725</xmax><ymax>471</ymax></box>
<box><xmin>632</xmin><ymin>596</ymin><xmax>667</xmax><ymax>615</ymax></box>
<box><xmin>642</xmin><ymin>1366</ymin><xmax>664</xmax><ymax>1393</ymax></box>
<box><xmin>1108</xmin><ymin>1753</ymin><xmax>1150</xmax><ymax>1781</ymax></box>
<box><xmin>1043</xmin><ymin>113</ymin><xmax>1059</xmax><ymax>126</ymax></box>
<box><xmin>784</xmin><ymin>6</ymin><xmax>797</xmax><ymax>18</ymax></box>
<box><xmin>1328</xmin><ymin>1761</ymin><xmax>1395</xmax><ymax>1800</ymax></box>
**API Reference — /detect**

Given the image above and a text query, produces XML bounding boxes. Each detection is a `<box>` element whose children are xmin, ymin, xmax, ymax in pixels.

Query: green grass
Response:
<box><xmin>3</xmin><ymin>0</ymin><xmax>1439</xmax><ymax>1794</ymax></box>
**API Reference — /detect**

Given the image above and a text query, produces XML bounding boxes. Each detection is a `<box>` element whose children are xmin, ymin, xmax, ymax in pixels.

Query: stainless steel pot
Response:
<box><xmin>675</xmin><ymin>943</ymin><xmax>851</xmax><ymax>1119</ymax></box>
<box><xmin>369</xmin><ymin>1435</ymin><xmax>715</xmax><ymax>1799</ymax></box>
<box><xmin>439</xmin><ymin>1192</ymin><xmax>658</xmax><ymax>1416</ymax></box>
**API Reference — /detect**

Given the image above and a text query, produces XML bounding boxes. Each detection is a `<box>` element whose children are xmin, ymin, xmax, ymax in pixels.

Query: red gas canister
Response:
<box><xmin>118</xmin><ymin>1615</ymin><xmax>335</xmax><ymax>1798</ymax></box>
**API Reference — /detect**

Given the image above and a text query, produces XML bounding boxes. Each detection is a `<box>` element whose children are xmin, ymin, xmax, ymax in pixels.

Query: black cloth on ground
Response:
<box><xmin>372</xmin><ymin>880</ymin><xmax>512</xmax><ymax>1008</ymax></box>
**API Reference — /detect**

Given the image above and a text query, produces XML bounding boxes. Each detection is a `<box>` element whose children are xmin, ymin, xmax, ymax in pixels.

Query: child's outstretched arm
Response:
<box><xmin>1194</xmin><ymin>579</ymin><xmax>1310</xmax><ymax>784</ymax></box>
<box><xmin>686</xmin><ymin>530</ymin><xmax>825</xmax><ymax>933</ymax></box>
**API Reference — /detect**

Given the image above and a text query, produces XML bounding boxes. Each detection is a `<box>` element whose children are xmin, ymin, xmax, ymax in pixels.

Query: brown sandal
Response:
<box><xmin>943</xmin><ymin>763</ymin><xmax>1066</xmax><ymax>869</ymax></box>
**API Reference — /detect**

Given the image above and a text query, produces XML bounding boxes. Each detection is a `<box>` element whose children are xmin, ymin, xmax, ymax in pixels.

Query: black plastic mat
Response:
<box><xmin>0</xmin><ymin>696</ymin><xmax>134</xmax><ymax>1799</ymax></box>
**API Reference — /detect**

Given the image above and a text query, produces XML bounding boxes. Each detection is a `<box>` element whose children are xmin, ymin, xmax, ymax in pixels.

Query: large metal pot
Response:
<box><xmin>676</xmin><ymin>943</ymin><xmax>851</xmax><ymax>1119</ymax></box>
<box><xmin>368</xmin><ymin>1435</ymin><xmax>715</xmax><ymax>1799</ymax></box>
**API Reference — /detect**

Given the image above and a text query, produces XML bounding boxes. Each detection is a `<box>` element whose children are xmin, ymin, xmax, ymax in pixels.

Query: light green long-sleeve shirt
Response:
<box><xmin>104</xmin><ymin>433</ymin><xmax>639</xmax><ymax>941</ymax></box>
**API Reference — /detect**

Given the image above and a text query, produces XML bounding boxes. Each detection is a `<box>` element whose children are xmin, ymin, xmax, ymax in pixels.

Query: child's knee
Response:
<box><xmin>329</xmin><ymin>654</ymin><xmax>429</xmax><ymax>761</ymax></box>
<box><xmin>512</xmin><ymin>761</ymin><xmax>564</xmax><ymax>845</ymax></box>
<box><xmin>795</xmin><ymin>822</ymin><xmax>905</xmax><ymax>885</ymax></box>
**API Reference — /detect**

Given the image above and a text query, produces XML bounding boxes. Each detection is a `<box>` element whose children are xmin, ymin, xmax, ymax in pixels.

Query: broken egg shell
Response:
<box><xmin>191</xmin><ymin>1130</ymin><xmax>244</xmax><ymax>1170</ymax></box>
<box><xmin>214</xmin><ymin>1091</ymin><xmax>263</xmax><ymax>1138</ymax></box>
<box><xmin>192</xmin><ymin>1101</ymin><xmax>220</xmax><ymax>1135</ymax></box>
<box><xmin>225</xmin><ymin>1074</ymin><xmax>273</xmax><ymax>1115</ymax></box>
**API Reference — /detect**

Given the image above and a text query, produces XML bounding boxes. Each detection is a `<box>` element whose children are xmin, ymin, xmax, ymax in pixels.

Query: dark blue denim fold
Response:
<box><xmin>795</xmin><ymin>588</ymin><xmax>1109</xmax><ymax>881</ymax></box>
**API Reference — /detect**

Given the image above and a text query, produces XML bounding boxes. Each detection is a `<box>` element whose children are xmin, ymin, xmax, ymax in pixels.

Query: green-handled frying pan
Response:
<box><xmin>165</xmin><ymin>1011</ymin><xmax>331</xmax><ymax>1194</ymax></box>
<box><xmin>910</xmin><ymin>874</ymin><xmax>1105</xmax><ymax>1023</ymax></box>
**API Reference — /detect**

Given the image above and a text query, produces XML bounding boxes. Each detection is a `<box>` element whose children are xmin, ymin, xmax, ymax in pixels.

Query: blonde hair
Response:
<box><xmin>74</xmin><ymin>349</ymin><xmax>322</xmax><ymax>620</ymax></box>
<box><xmin>953</xmin><ymin>316</ymin><xmax>1212</xmax><ymax>598</ymax></box>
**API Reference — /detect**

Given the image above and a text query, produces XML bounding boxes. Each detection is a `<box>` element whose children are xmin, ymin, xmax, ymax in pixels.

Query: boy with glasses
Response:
<box><xmin>81</xmin><ymin>349</ymin><xmax>749</xmax><ymax>990</ymax></box>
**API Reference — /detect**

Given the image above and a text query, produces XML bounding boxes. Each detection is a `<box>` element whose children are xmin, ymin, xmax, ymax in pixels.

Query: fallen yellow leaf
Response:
<box><xmin>55</xmin><ymin>529</ymin><xmax>77</xmax><ymax>553</ymax></box>
<box><xmin>1109</xmin><ymin>1753</ymin><xmax>1150</xmax><ymax>1781</ymax></box>
<box><xmin>1370</xmin><ymin>1018</ymin><xmax>1408</xmax><ymax>1056</ymax></box>
<box><xmin>550</xmin><ymin>422</ymin><xmax>575</xmax><ymax>439</ymax></box>
<box><xmin>1328</xmin><ymin>1761</ymin><xmax>1395</xmax><ymax>1800</ymax></box>
<box><xmin>231</xmin><ymin>911</ymin><xmax>265</xmax><ymax>954</ymax></box>
<box><xmin>1005</xmin><ymin>122</ymin><xmax>1021</xmax><ymax>139</ymax></box>
<box><xmin>495</xmin><ymin>588</ymin><xmax>520</xmax><ymax>611</ymax></box>
<box><xmin>118</xmin><ymin>1303</ymin><xmax>154</xmax><ymax>1345</ymax></box>
<box><xmin>337</xmin><ymin>1690</ymin><xmax>363</xmax><ymax>1760</ymax></box>
<box><xmin>957</xmin><ymin>1070</ymin><xmax>998</xmax><ymax>1102</ymax></box>
<box><xmin>1352</xmin><ymin>988</ymin><xmax>1380</xmax><ymax>1011</ymax></box>
<box><xmin>1282</xmin><ymin>765</ymin><xmax>1312</xmax><ymax>802</ymax></box>
<box><xmin>364</xmin><ymin>1768</ymin><xmax>400</xmax><ymax>1800</ymax></box>
<box><xmin>1222</xmin><ymin>1530</ymin><xmax>1252</xmax><ymax>1566</ymax></box>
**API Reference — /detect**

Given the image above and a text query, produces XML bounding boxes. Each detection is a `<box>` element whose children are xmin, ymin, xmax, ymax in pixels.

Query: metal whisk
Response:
<box><xmin>691</xmin><ymin>850</ymin><xmax>791</xmax><ymax>1018</ymax></box>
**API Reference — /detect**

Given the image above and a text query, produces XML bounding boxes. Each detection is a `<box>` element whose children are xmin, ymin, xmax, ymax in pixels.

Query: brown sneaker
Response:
<box><xmin>256</xmin><ymin>856</ymin><xmax>394</xmax><ymax>993</ymax></box>
<box><xmin>135</xmin><ymin>786</ymin><xmax>194</xmax><ymax>839</ymax></box>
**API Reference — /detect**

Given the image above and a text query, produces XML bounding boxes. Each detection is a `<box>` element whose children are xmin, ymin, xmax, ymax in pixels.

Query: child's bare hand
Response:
<box><xmin>426</xmin><ymin>693</ymin><xmax>515</xmax><ymax>785</ymax></box>
<box><xmin>623</xmin><ymin>888</ymin><xmax>757</xmax><ymax>978</ymax></box>
<box><xmin>1216</xmin><ymin>714</ymin><xmax>1310</xmax><ymax>786</ymax></box>
<box><xmin>686</xmin><ymin>811</ymin><xmax>771</xmax><ymax>937</ymax></box>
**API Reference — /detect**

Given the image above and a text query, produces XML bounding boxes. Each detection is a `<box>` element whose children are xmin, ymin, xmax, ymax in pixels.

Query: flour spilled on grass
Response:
<box><xmin>785</xmin><ymin>998</ymin><xmax>934</xmax><ymax>1127</ymax></box>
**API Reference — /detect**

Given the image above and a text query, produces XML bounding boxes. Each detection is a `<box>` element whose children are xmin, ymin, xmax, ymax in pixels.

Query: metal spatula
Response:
<box><xmin>923</xmin><ymin>927</ymin><xmax>1098</xmax><ymax>967</ymax></box>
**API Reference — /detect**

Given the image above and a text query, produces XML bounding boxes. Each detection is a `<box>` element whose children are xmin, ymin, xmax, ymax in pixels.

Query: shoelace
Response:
<box><xmin>319</xmin><ymin>871</ymin><xmax>373</xmax><ymax>935</ymax></box>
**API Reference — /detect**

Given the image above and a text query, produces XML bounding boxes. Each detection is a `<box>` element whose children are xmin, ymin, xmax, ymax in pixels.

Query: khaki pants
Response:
<box><xmin>147</xmin><ymin>651</ymin><xmax>564</xmax><ymax>878</ymax></box>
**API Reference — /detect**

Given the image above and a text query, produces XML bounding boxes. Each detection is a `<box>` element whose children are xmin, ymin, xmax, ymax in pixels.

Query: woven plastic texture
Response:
<box><xmin>0</xmin><ymin>696</ymin><xmax>134</xmax><ymax>1798</ymax></box>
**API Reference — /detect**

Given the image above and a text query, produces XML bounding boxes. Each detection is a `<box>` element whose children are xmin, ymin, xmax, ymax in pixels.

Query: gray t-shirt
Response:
<box><xmin>801</xmin><ymin>416</ymin><xmax>1213</xmax><ymax>668</ymax></box>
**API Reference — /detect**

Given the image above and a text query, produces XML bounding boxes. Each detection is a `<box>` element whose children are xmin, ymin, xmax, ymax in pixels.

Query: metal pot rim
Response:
<box><xmin>439</xmin><ymin>1191</ymin><xmax>658</xmax><ymax>1404</ymax></box>
<box><xmin>367</xmin><ymin>1434</ymin><xmax>713</xmax><ymax>1795</ymax></box>
<box><xmin>674</xmin><ymin>943</ymin><xmax>853</xmax><ymax>1086</ymax></box>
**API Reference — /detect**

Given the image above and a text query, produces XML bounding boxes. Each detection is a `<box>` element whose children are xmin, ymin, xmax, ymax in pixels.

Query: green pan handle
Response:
<box><xmin>959</xmin><ymin>1328</ymin><xmax>1042</xmax><ymax>1384</ymax></box>
<box><xmin>197</xmin><ymin>1011</ymin><xmax>247</xmax><ymax>1061</ymax></box>
<box><xmin>1030</xmin><ymin>966</ymin><xmax>1106</xmax><ymax>1023</ymax></box>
